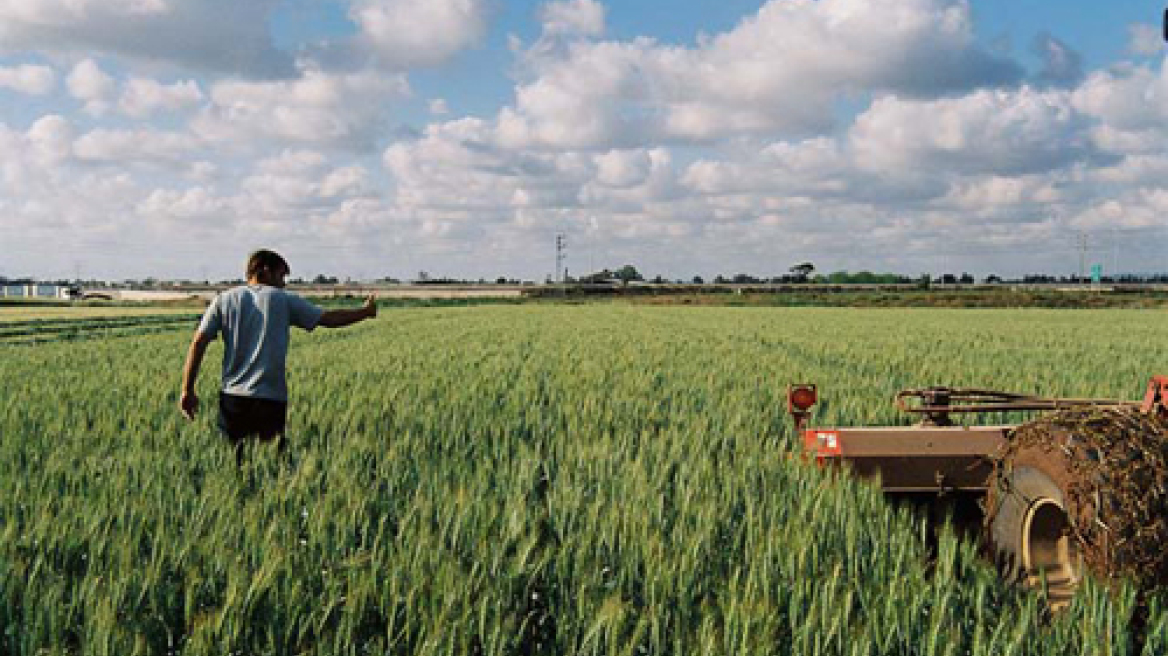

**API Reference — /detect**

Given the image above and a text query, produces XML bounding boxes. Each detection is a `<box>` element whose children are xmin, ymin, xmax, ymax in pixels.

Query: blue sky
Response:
<box><xmin>1</xmin><ymin>0</ymin><xmax>1165</xmax><ymax>281</ymax></box>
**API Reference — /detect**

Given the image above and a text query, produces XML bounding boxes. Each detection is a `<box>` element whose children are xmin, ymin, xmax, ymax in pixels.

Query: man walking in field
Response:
<box><xmin>179</xmin><ymin>249</ymin><xmax>376</xmax><ymax>465</ymax></box>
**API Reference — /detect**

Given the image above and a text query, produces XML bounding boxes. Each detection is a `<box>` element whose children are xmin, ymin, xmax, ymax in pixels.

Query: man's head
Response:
<box><xmin>246</xmin><ymin>249</ymin><xmax>290</xmax><ymax>288</ymax></box>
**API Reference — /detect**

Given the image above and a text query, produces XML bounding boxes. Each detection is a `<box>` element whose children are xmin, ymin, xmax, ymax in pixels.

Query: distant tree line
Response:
<box><xmin>8</xmin><ymin>269</ymin><xmax>1168</xmax><ymax>288</ymax></box>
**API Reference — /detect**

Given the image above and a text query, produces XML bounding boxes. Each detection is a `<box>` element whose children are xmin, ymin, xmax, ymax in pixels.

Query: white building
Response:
<box><xmin>1</xmin><ymin>284</ymin><xmax>73</xmax><ymax>299</ymax></box>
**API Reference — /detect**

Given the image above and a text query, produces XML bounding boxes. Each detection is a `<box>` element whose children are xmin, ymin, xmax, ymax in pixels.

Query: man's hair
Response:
<box><xmin>246</xmin><ymin>249</ymin><xmax>290</xmax><ymax>279</ymax></box>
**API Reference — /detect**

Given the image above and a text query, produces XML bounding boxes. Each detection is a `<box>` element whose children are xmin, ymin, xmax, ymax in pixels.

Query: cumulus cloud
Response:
<box><xmin>234</xmin><ymin>150</ymin><xmax>374</xmax><ymax>221</ymax></box>
<box><xmin>499</xmin><ymin>0</ymin><xmax>1022</xmax><ymax>149</ymax></box>
<box><xmin>0</xmin><ymin>115</ymin><xmax>153</xmax><ymax>244</ymax></box>
<box><xmin>137</xmin><ymin>186</ymin><xmax>230</xmax><ymax>224</ymax></box>
<box><xmin>348</xmin><ymin>0</ymin><xmax>489</xmax><ymax>69</ymax></box>
<box><xmin>385</xmin><ymin>118</ymin><xmax>567</xmax><ymax>213</ymax></box>
<box><xmin>66</xmin><ymin>58</ymin><xmax>115</xmax><ymax>114</ymax></box>
<box><xmin>26</xmin><ymin>115</ymin><xmax>76</xmax><ymax>165</ymax></box>
<box><xmin>320</xmin><ymin>166</ymin><xmax>370</xmax><ymax>198</ymax></box>
<box><xmin>1128</xmin><ymin>24</ymin><xmax>1163</xmax><ymax>58</ymax></box>
<box><xmin>0</xmin><ymin>63</ymin><xmax>55</xmax><ymax>95</ymax></box>
<box><xmin>118</xmin><ymin>77</ymin><xmax>202</xmax><ymax>117</ymax></box>
<box><xmin>193</xmin><ymin>66</ymin><xmax>408</xmax><ymax>149</ymax></box>
<box><xmin>539</xmin><ymin>0</ymin><xmax>606</xmax><ymax>38</ymax></box>
<box><xmin>850</xmin><ymin>88</ymin><xmax>1105</xmax><ymax>176</ymax></box>
<box><xmin>592</xmin><ymin>149</ymin><xmax>652</xmax><ymax>188</ymax></box>
<box><xmin>1033</xmin><ymin>33</ymin><xmax>1084</xmax><ymax>88</ymax></box>
<box><xmin>1072</xmin><ymin>65</ymin><xmax>1168</xmax><ymax>135</ymax></box>
<box><xmin>73</xmin><ymin>127</ymin><xmax>201</xmax><ymax>166</ymax></box>
<box><xmin>5</xmin><ymin>0</ymin><xmax>1168</xmax><ymax>280</ymax></box>
<box><xmin>0</xmin><ymin>0</ymin><xmax>294</xmax><ymax>78</ymax></box>
<box><xmin>385</xmin><ymin>118</ymin><xmax>699</xmax><ymax>256</ymax></box>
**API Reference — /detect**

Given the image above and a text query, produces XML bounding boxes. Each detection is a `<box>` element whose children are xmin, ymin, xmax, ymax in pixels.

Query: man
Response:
<box><xmin>179</xmin><ymin>249</ymin><xmax>376</xmax><ymax>465</ymax></box>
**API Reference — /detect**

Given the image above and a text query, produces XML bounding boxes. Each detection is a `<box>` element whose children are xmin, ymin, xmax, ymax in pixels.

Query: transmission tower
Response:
<box><xmin>555</xmin><ymin>233</ymin><xmax>567</xmax><ymax>284</ymax></box>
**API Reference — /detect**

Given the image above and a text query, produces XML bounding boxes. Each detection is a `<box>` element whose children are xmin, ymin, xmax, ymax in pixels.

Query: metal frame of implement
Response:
<box><xmin>788</xmin><ymin>376</ymin><xmax>1168</xmax><ymax>494</ymax></box>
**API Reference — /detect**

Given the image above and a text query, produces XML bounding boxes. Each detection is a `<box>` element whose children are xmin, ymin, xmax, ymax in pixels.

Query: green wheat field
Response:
<box><xmin>4</xmin><ymin>305</ymin><xmax>1168</xmax><ymax>655</ymax></box>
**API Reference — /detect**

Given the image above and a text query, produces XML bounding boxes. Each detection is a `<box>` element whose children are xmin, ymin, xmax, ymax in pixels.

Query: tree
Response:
<box><xmin>692</xmin><ymin>275</ymin><xmax>705</xmax><ymax>285</ymax></box>
<box><xmin>789</xmin><ymin>262</ymin><xmax>815</xmax><ymax>282</ymax></box>
<box><xmin>613</xmin><ymin>265</ymin><xmax>643</xmax><ymax>284</ymax></box>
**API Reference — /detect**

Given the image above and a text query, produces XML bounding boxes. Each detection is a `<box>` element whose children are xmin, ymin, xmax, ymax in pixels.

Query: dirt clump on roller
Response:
<box><xmin>991</xmin><ymin>405</ymin><xmax>1168</xmax><ymax>589</ymax></box>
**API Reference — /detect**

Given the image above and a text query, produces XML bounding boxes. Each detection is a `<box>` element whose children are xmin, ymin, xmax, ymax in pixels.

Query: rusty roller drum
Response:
<box><xmin>987</xmin><ymin>406</ymin><xmax>1168</xmax><ymax>605</ymax></box>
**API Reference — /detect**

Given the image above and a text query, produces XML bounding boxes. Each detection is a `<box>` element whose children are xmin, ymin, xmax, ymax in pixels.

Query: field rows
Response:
<box><xmin>0</xmin><ymin>315</ymin><xmax>200</xmax><ymax>347</ymax></box>
<box><xmin>3</xmin><ymin>306</ymin><xmax>1168</xmax><ymax>654</ymax></box>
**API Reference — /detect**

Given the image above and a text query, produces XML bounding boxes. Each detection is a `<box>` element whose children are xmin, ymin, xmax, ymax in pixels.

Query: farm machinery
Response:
<box><xmin>788</xmin><ymin>377</ymin><xmax>1168</xmax><ymax>607</ymax></box>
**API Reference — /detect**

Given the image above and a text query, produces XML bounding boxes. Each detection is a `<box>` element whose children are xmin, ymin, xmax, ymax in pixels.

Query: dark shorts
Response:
<box><xmin>217</xmin><ymin>392</ymin><xmax>287</xmax><ymax>443</ymax></box>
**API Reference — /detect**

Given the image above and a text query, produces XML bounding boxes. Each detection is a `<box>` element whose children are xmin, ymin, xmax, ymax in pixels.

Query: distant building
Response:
<box><xmin>1</xmin><ymin>284</ymin><xmax>74</xmax><ymax>299</ymax></box>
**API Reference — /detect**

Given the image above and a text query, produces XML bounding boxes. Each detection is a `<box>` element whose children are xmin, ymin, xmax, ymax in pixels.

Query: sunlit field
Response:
<box><xmin>4</xmin><ymin>305</ymin><xmax>1168</xmax><ymax>655</ymax></box>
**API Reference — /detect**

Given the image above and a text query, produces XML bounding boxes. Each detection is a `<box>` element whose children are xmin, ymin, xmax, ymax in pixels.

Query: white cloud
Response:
<box><xmin>4</xmin><ymin>0</ymin><xmax>1168</xmax><ymax>280</ymax></box>
<box><xmin>539</xmin><ymin>0</ymin><xmax>606</xmax><ymax>38</ymax></box>
<box><xmin>593</xmin><ymin>149</ymin><xmax>652</xmax><ymax>188</ymax></box>
<box><xmin>235</xmin><ymin>150</ymin><xmax>374</xmax><ymax>220</ymax></box>
<box><xmin>1033</xmin><ymin>33</ymin><xmax>1084</xmax><ymax>88</ymax></box>
<box><xmin>0</xmin><ymin>64</ymin><xmax>55</xmax><ymax>95</ymax></box>
<box><xmin>1128</xmin><ymin>24</ymin><xmax>1163</xmax><ymax>58</ymax></box>
<box><xmin>0</xmin><ymin>0</ymin><xmax>294</xmax><ymax>78</ymax></box>
<box><xmin>0</xmin><ymin>116</ymin><xmax>154</xmax><ymax>243</ymax></box>
<box><xmin>118</xmin><ymin>77</ymin><xmax>202</xmax><ymax>117</ymax></box>
<box><xmin>385</xmin><ymin>118</ymin><xmax>545</xmax><ymax>212</ymax></box>
<box><xmin>0</xmin><ymin>0</ymin><xmax>167</xmax><ymax>21</ymax></box>
<box><xmin>26</xmin><ymin>115</ymin><xmax>75</xmax><ymax>165</ymax></box>
<box><xmin>850</xmin><ymin>88</ymin><xmax>1102</xmax><ymax>175</ymax></box>
<box><xmin>257</xmin><ymin>149</ymin><xmax>329</xmax><ymax>176</ymax></box>
<box><xmin>350</xmin><ymin>0</ymin><xmax>489</xmax><ymax>69</ymax></box>
<box><xmin>320</xmin><ymin>166</ymin><xmax>370</xmax><ymax>198</ymax></box>
<box><xmin>1072</xmin><ymin>65</ymin><xmax>1168</xmax><ymax>134</ymax></box>
<box><xmin>66</xmin><ymin>59</ymin><xmax>115</xmax><ymax>114</ymax></box>
<box><xmin>187</xmin><ymin>160</ymin><xmax>218</xmax><ymax>183</ymax></box>
<box><xmin>137</xmin><ymin>187</ymin><xmax>229</xmax><ymax>223</ymax></box>
<box><xmin>73</xmin><ymin>127</ymin><xmax>200</xmax><ymax>166</ymax></box>
<box><xmin>499</xmin><ymin>0</ymin><xmax>1022</xmax><ymax>149</ymax></box>
<box><xmin>193</xmin><ymin>66</ymin><xmax>408</xmax><ymax>149</ymax></box>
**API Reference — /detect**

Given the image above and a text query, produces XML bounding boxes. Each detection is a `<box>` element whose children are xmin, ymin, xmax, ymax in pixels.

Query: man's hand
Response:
<box><xmin>180</xmin><ymin>332</ymin><xmax>212</xmax><ymax>419</ymax></box>
<box><xmin>180</xmin><ymin>390</ymin><xmax>199</xmax><ymax>420</ymax></box>
<box><xmin>320</xmin><ymin>295</ymin><xmax>378</xmax><ymax>328</ymax></box>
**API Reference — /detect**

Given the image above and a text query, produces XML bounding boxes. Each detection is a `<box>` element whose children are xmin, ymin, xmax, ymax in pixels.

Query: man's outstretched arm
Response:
<box><xmin>317</xmin><ymin>294</ymin><xmax>377</xmax><ymax>328</ymax></box>
<box><xmin>180</xmin><ymin>332</ymin><xmax>213</xmax><ymax>420</ymax></box>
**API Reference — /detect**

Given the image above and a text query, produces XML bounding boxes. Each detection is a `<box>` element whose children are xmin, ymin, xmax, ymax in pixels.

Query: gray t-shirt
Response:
<box><xmin>197</xmin><ymin>285</ymin><xmax>324</xmax><ymax>402</ymax></box>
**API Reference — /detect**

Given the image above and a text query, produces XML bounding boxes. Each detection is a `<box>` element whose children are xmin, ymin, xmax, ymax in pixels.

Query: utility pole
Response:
<box><xmin>1077</xmin><ymin>232</ymin><xmax>1088</xmax><ymax>284</ymax></box>
<box><xmin>1111</xmin><ymin>227</ymin><xmax>1118</xmax><ymax>282</ymax></box>
<box><xmin>555</xmin><ymin>233</ymin><xmax>567</xmax><ymax>284</ymax></box>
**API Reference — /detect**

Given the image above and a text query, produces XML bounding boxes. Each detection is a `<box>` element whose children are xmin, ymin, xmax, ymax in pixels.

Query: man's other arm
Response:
<box><xmin>179</xmin><ymin>331</ymin><xmax>214</xmax><ymax>420</ymax></box>
<box><xmin>317</xmin><ymin>294</ymin><xmax>377</xmax><ymax>328</ymax></box>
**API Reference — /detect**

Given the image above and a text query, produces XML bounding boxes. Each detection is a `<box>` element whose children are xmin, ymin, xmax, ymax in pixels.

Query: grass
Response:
<box><xmin>2</xmin><ymin>306</ymin><xmax>1167</xmax><ymax>654</ymax></box>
